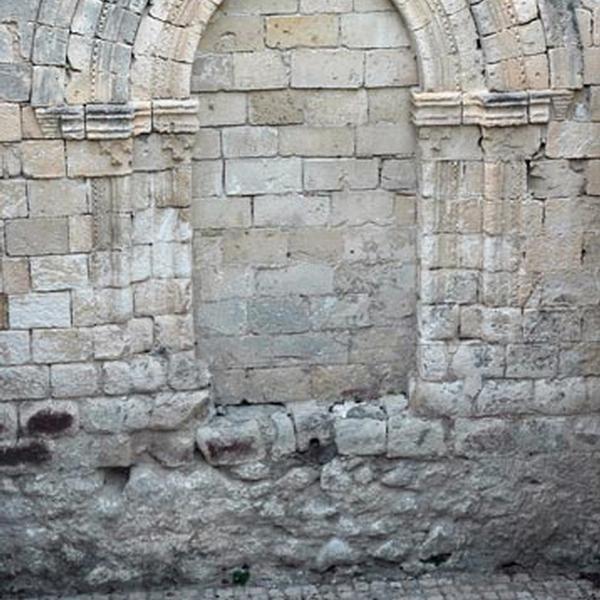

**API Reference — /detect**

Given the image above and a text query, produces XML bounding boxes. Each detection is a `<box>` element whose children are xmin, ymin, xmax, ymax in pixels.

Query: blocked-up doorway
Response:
<box><xmin>191</xmin><ymin>0</ymin><xmax>419</xmax><ymax>404</ymax></box>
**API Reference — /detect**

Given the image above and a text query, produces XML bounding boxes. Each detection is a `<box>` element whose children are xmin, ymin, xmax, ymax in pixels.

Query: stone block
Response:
<box><xmin>31</xmin><ymin>255</ymin><xmax>88</xmax><ymax>291</ymax></box>
<box><xmin>196</xmin><ymin>417</ymin><xmax>266</xmax><ymax>466</ymax></box>
<box><xmin>192</xmin><ymin>128</ymin><xmax>221</xmax><ymax>159</ymax></box>
<box><xmin>133</xmin><ymin>279</ymin><xmax>190</xmax><ymax>316</ymax></box>
<box><xmin>290</xmin><ymin>400</ymin><xmax>334</xmax><ymax>451</ymax></box>
<box><xmin>291</xmin><ymin>49</ymin><xmax>364</xmax><ymax>88</ymax></box>
<box><xmin>266</xmin><ymin>15</ymin><xmax>339</xmax><ymax>48</ymax></box>
<box><xmin>356</xmin><ymin>124</ymin><xmax>415</xmax><ymax>156</ymax></box>
<box><xmin>256</xmin><ymin>264</ymin><xmax>335</xmax><ymax>295</ymax></box>
<box><xmin>303</xmin><ymin>90</ymin><xmax>368</xmax><ymax>126</ymax></box>
<box><xmin>381</xmin><ymin>160</ymin><xmax>417</xmax><ymax>192</ymax></box>
<box><xmin>69</xmin><ymin>215</ymin><xmax>93</xmax><ymax>253</ymax></box>
<box><xmin>248</xmin><ymin>297</ymin><xmax>311</xmax><ymax>334</ymax></box>
<box><xmin>168</xmin><ymin>351</ymin><xmax>209</xmax><ymax>391</ymax></box>
<box><xmin>533</xmin><ymin>378</ymin><xmax>590</xmax><ymax>415</ymax></box>
<box><xmin>197</xmin><ymin>15</ymin><xmax>263</xmax><ymax>52</ymax></box>
<box><xmin>222</xmin><ymin>126</ymin><xmax>278</xmax><ymax>158</ymax></box>
<box><xmin>335</xmin><ymin>416</ymin><xmax>386</xmax><ymax>455</ymax></box>
<box><xmin>2</xmin><ymin>259</ymin><xmax>30</xmax><ymax>294</ymax></box>
<box><xmin>130</xmin><ymin>356</ymin><xmax>168</xmax><ymax>393</ymax></box>
<box><xmin>192</xmin><ymin>160</ymin><xmax>223</xmax><ymax>197</ymax></box>
<box><xmin>365</xmin><ymin>49</ymin><xmax>417</xmax><ymax>87</ymax></box>
<box><xmin>213</xmin><ymin>366</ymin><xmax>310</xmax><ymax>404</ymax></box>
<box><xmin>197</xmin><ymin>92</ymin><xmax>247</xmax><ymax>127</ymax></box>
<box><xmin>0</xmin><ymin>180</ymin><xmax>28</xmax><ymax>219</ymax></box>
<box><xmin>0</xmin><ymin>104</ymin><xmax>22</xmax><ymax>141</ymax></box>
<box><xmin>196</xmin><ymin>299</ymin><xmax>247</xmax><ymax>336</ymax></box>
<box><xmin>0</xmin><ymin>64</ymin><xmax>31</xmax><ymax>102</ymax></box>
<box><xmin>506</xmin><ymin>344</ymin><xmax>558</xmax><ymax>378</ymax></box>
<box><xmin>193</xmin><ymin>196</ymin><xmax>252</xmax><ymax>229</ymax></box>
<box><xmin>233</xmin><ymin>51</ymin><xmax>288</xmax><ymax>90</ymax></box>
<box><xmin>67</xmin><ymin>139</ymin><xmax>132</xmax><ymax>177</ymax></box>
<box><xmin>73</xmin><ymin>287</ymin><xmax>133</xmax><ymax>326</ymax></box>
<box><xmin>222</xmin><ymin>229</ymin><xmax>287</xmax><ymax>265</ymax></box>
<box><xmin>9</xmin><ymin>292</ymin><xmax>71</xmax><ymax>329</ymax></box>
<box><xmin>330</xmin><ymin>190</ymin><xmax>395</xmax><ymax>226</ymax></box>
<box><xmin>587</xmin><ymin>160</ymin><xmax>600</xmax><ymax>195</ymax></box>
<box><xmin>248</xmin><ymin>90</ymin><xmax>304</xmax><ymax>125</ymax></box>
<box><xmin>191</xmin><ymin>54</ymin><xmax>233</xmax><ymax>92</ymax></box>
<box><xmin>0</xmin><ymin>366</ymin><xmax>49</xmax><ymax>400</ymax></box>
<box><xmin>51</xmin><ymin>363</ymin><xmax>100</xmax><ymax>398</ymax></box>
<box><xmin>254</xmin><ymin>194</ymin><xmax>329</xmax><ymax>227</ymax></box>
<box><xmin>279</xmin><ymin>126</ymin><xmax>354</xmax><ymax>157</ymax></box>
<box><xmin>28</xmin><ymin>179</ymin><xmax>89</xmax><ymax>217</ymax></box>
<box><xmin>546</xmin><ymin>122</ymin><xmax>600</xmax><ymax>158</ymax></box>
<box><xmin>0</xmin><ymin>403</ymin><xmax>17</xmax><ymax>441</ymax></box>
<box><xmin>387</xmin><ymin>415</ymin><xmax>446</xmax><ymax>458</ymax></box>
<box><xmin>32</xmin><ymin>328</ymin><xmax>93</xmax><ymax>363</ymax></box>
<box><xmin>310</xmin><ymin>295</ymin><xmax>371</xmax><ymax>330</ymax></box>
<box><xmin>225</xmin><ymin>158</ymin><xmax>302</xmax><ymax>195</ymax></box>
<box><xmin>304</xmin><ymin>158</ymin><xmax>378</xmax><ymax>191</ymax></box>
<box><xmin>6</xmin><ymin>217</ymin><xmax>68</xmax><ymax>257</ymax></box>
<box><xmin>22</xmin><ymin>140</ymin><xmax>66</xmax><ymax>178</ymax></box>
<box><xmin>32</xmin><ymin>25</ymin><xmax>68</xmax><ymax>65</ymax></box>
<box><xmin>584</xmin><ymin>48</ymin><xmax>600</xmax><ymax>85</ymax></box>
<box><xmin>341</xmin><ymin>12</ymin><xmax>410</xmax><ymax>48</ymax></box>
<box><xmin>0</xmin><ymin>331</ymin><xmax>30</xmax><ymax>365</ymax></box>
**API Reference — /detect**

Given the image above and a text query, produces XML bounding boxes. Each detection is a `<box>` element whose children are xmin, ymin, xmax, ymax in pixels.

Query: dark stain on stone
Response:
<box><xmin>0</xmin><ymin>441</ymin><xmax>51</xmax><ymax>466</ymax></box>
<box><xmin>206</xmin><ymin>438</ymin><xmax>254</xmax><ymax>460</ymax></box>
<box><xmin>27</xmin><ymin>410</ymin><xmax>73</xmax><ymax>436</ymax></box>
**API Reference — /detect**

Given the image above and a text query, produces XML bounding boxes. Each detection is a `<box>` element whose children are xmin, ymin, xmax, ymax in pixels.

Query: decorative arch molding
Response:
<box><xmin>24</xmin><ymin>0</ymin><xmax>583</xmax><ymax>137</ymax></box>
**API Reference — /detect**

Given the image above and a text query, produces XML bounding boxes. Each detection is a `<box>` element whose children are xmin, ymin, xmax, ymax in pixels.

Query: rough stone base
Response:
<box><xmin>2</xmin><ymin>443</ymin><xmax>599</xmax><ymax>595</ymax></box>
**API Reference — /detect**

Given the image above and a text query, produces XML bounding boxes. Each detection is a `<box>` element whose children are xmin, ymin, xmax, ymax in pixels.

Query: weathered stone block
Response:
<box><xmin>291</xmin><ymin>49</ymin><xmax>363</xmax><ymax>88</ymax></box>
<box><xmin>279</xmin><ymin>126</ymin><xmax>354</xmax><ymax>157</ymax></box>
<box><xmin>233</xmin><ymin>51</ymin><xmax>288</xmax><ymax>90</ymax></box>
<box><xmin>28</xmin><ymin>179</ymin><xmax>89</xmax><ymax>217</ymax></box>
<box><xmin>67</xmin><ymin>140</ymin><xmax>132</xmax><ymax>177</ymax></box>
<box><xmin>0</xmin><ymin>104</ymin><xmax>22</xmax><ymax>142</ymax></box>
<box><xmin>387</xmin><ymin>415</ymin><xmax>446</xmax><ymax>458</ymax></box>
<box><xmin>341</xmin><ymin>12</ymin><xmax>410</xmax><ymax>48</ymax></box>
<box><xmin>196</xmin><ymin>417</ymin><xmax>266</xmax><ymax>465</ymax></box>
<box><xmin>0</xmin><ymin>180</ymin><xmax>28</xmax><ymax>219</ymax></box>
<box><xmin>249</xmin><ymin>90</ymin><xmax>304</xmax><ymax>125</ymax></box>
<box><xmin>51</xmin><ymin>363</ymin><xmax>100</xmax><ymax>398</ymax></box>
<box><xmin>22</xmin><ymin>140</ymin><xmax>66</xmax><ymax>178</ymax></box>
<box><xmin>32</xmin><ymin>328</ymin><xmax>93</xmax><ymax>363</ymax></box>
<box><xmin>225</xmin><ymin>158</ymin><xmax>302</xmax><ymax>195</ymax></box>
<box><xmin>0</xmin><ymin>366</ymin><xmax>49</xmax><ymax>400</ymax></box>
<box><xmin>31</xmin><ymin>255</ymin><xmax>88</xmax><ymax>291</ymax></box>
<box><xmin>9</xmin><ymin>292</ymin><xmax>71</xmax><ymax>329</ymax></box>
<box><xmin>335</xmin><ymin>416</ymin><xmax>386</xmax><ymax>455</ymax></box>
<box><xmin>266</xmin><ymin>15</ymin><xmax>339</xmax><ymax>48</ymax></box>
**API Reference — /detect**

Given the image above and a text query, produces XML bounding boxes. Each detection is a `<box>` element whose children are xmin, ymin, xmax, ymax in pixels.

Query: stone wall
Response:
<box><xmin>0</xmin><ymin>0</ymin><xmax>599</xmax><ymax>595</ymax></box>
<box><xmin>191</xmin><ymin>1</ymin><xmax>418</xmax><ymax>404</ymax></box>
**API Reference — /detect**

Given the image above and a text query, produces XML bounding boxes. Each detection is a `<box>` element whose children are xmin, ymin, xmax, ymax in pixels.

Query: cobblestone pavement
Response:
<box><xmin>13</xmin><ymin>574</ymin><xmax>600</xmax><ymax>600</ymax></box>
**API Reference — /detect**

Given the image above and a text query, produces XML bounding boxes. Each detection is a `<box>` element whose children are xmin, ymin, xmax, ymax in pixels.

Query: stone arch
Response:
<box><xmin>15</xmin><ymin>0</ymin><xmax>585</xmax><ymax>108</ymax></box>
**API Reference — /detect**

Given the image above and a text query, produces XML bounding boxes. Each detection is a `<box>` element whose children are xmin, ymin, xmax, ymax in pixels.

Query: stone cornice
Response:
<box><xmin>412</xmin><ymin>90</ymin><xmax>574</xmax><ymax>128</ymax></box>
<box><xmin>34</xmin><ymin>99</ymin><xmax>199</xmax><ymax>140</ymax></box>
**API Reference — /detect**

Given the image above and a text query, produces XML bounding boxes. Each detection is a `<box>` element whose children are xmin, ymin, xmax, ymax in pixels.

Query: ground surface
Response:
<box><xmin>9</xmin><ymin>574</ymin><xmax>600</xmax><ymax>599</ymax></box>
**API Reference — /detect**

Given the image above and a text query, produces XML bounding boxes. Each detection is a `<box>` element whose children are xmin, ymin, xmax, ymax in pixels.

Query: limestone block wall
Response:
<box><xmin>191</xmin><ymin>1</ymin><xmax>418</xmax><ymax>404</ymax></box>
<box><xmin>0</xmin><ymin>0</ymin><xmax>599</xmax><ymax>595</ymax></box>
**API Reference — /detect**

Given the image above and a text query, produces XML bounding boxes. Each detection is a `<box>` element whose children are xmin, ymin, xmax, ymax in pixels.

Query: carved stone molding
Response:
<box><xmin>412</xmin><ymin>90</ymin><xmax>574</xmax><ymax>128</ymax></box>
<box><xmin>33</xmin><ymin>99</ymin><xmax>199</xmax><ymax>141</ymax></box>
